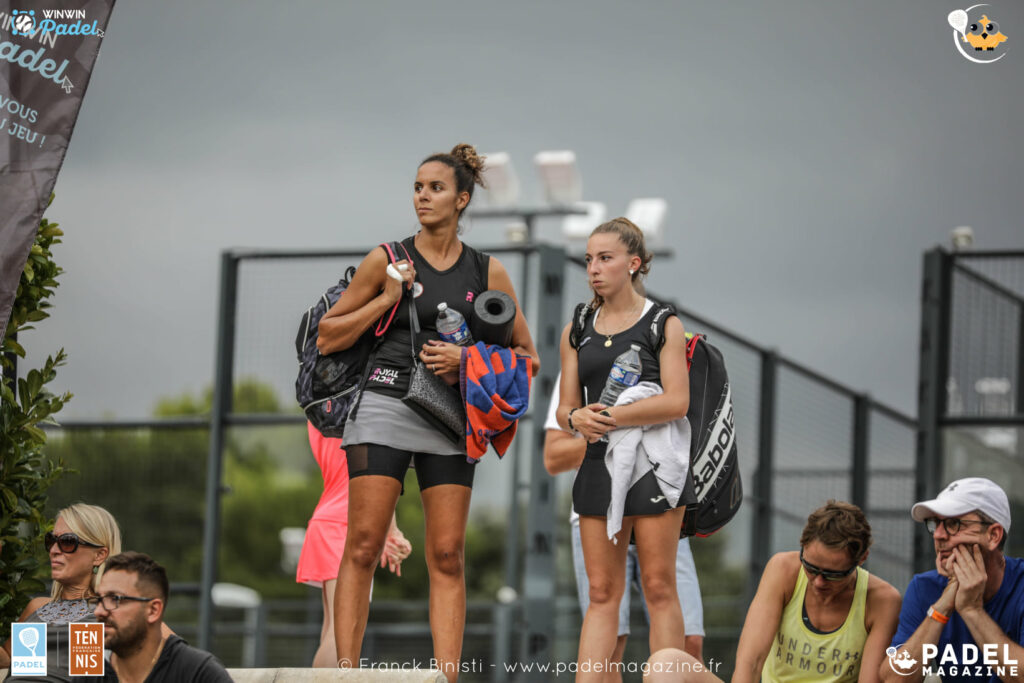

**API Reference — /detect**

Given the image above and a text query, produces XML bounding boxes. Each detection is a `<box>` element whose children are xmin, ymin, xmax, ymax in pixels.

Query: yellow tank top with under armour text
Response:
<box><xmin>761</xmin><ymin>566</ymin><xmax>869</xmax><ymax>682</ymax></box>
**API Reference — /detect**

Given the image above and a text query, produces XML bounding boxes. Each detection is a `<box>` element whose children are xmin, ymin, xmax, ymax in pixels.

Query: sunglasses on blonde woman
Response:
<box><xmin>44</xmin><ymin>532</ymin><xmax>103</xmax><ymax>554</ymax></box>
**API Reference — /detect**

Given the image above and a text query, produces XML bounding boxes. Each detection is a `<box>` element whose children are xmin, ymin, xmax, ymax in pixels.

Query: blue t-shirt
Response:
<box><xmin>891</xmin><ymin>555</ymin><xmax>1024</xmax><ymax>682</ymax></box>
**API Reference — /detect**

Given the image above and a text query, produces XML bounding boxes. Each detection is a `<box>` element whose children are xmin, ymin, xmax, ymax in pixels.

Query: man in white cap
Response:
<box><xmin>881</xmin><ymin>477</ymin><xmax>1023</xmax><ymax>683</ymax></box>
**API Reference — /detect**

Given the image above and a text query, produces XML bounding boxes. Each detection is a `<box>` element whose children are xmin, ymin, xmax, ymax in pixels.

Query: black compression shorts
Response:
<box><xmin>346</xmin><ymin>443</ymin><xmax>476</xmax><ymax>492</ymax></box>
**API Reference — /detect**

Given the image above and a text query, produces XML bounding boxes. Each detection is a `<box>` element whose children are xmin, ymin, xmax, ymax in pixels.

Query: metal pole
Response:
<box><xmin>914</xmin><ymin>248</ymin><xmax>951</xmax><ymax>573</ymax></box>
<box><xmin>1017</xmin><ymin>303</ymin><xmax>1024</xmax><ymax>417</ymax></box>
<box><xmin>519</xmin><ymin>244</ymin><xmax>564</xmax><ymax>680</ymax></box>
<box><xmin>494</xmin><ymin>235</ymin><xmax>533</xmax><ymax>681</ymax></box>
<box><xmin>851</xmin><ymin>394</ymin><xmax>870</xmax><ymax>511</ymax></box>
<box><xmin>3</xmin><ymin>331</ymin><xmax>16</xmax><ymax>389</ymax></box>
<box><xmin>198</xmin><ymin>252</ymin><xmax>239</xmax><ymax>651</ymax></box>
<box><xmin>750</xmin><ymin>350</ymin><xmax>778</xmax><ymax>594</ymax></box>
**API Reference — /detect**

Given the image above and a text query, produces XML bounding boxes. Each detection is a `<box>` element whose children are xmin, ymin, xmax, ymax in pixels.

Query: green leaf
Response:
<box><xmin>4</xmin><ymin>339</ymin><xmax>26</xmax><ymax>358</ymax></box>
<box><xmin>26</xmin><ymin>371</ymin><xmax>42</xmax><ymax>399</ymax></box>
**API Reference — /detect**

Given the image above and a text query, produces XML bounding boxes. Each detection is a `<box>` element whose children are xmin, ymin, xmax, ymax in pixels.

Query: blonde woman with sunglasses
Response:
<box><xmin>2</xmin><ymin>503</ymin><xmax>120</xmax><ymax>682</ymax></box>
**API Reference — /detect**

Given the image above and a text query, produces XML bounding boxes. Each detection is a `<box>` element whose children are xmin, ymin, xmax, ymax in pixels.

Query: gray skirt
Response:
<box><xmin>343</xmin><ymin>390</ymin><xmax>465</xmax><ymax>456</ymax></box>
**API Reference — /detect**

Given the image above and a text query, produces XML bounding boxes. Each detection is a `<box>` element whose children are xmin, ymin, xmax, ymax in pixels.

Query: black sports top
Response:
<box><xmin>363</xmin><ymin>235</ymin><xmax>489</xmax><ymax>399</ymax></box>
<box><xmin>576</xmin><ymin>302</ymin><xmax>662</xmax><ymax>406</ymax></box>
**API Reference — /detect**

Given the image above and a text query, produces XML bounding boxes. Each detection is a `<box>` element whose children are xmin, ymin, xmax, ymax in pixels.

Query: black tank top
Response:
<box><xmin>363</xmin><ymin>235</ymin><xmax>490</xmax><ymax>398</ymax></box>
<box><xmin>576</xmin><ymin>302</ymin><xmax>662</xmax><ymax>406</ymax></box>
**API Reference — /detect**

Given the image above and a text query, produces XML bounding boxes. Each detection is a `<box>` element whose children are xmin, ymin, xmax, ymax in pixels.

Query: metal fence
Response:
<box><xmin>917</xmin><ymin>248</ymin><xmax>1024</xmax><ymax>571</ymax></box>
<box><xmin>39</xmin><ymin>240</ymin><xmax>919</xmax><ymax>680</ymax></box>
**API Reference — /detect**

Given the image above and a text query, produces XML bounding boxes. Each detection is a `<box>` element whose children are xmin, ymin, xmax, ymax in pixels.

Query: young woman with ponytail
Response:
<box><xmin>557</xmin><ymin>218</ymin><xmax>694</xmax><ymax>681</ymax></box>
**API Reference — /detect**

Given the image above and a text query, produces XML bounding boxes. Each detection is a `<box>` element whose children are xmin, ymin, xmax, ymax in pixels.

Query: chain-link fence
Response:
<box><xmin>919</xmin><ymin>249</ymin><xmax>1024</xmax><ymax>569</ymax></box>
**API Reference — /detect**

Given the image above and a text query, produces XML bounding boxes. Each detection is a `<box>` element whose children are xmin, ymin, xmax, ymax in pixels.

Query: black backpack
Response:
<box><xmin>568</xmin><ymin>302</ymin><xmax>742</xmax><ymax>537</ymax></box>
<box><xmin>295</xmin><ymin>242</ymin><xmax>406</xmax><ymax>437</ymax></box>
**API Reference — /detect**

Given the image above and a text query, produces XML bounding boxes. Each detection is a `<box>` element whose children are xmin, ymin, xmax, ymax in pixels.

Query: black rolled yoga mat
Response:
<box><xmin>472</xmin><ymin>290</ymin><xmax>516</xmax><ymax>347</ymax></box>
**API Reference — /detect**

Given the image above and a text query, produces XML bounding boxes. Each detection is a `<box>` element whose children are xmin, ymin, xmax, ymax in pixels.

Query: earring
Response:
<box><xmin>92</xmin><ymin>566</ymin><xmax>99</xmax><ymax>575</ymax></box>
<box><xmin>629</xmin><ymin>269</ymin><xmax>635</xmax><ymax>276</ymax></box>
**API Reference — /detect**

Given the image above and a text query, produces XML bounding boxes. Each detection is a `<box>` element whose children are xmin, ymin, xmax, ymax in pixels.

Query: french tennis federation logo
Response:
<box><xmin>11</xmin><ymin>622</ymin><xmax>47</xmax><ymax>675</ymax></box>
<box><xmin>68</xmin><ymin>623</ymin><xmax>104</xmax><ymax>675</ymax></box>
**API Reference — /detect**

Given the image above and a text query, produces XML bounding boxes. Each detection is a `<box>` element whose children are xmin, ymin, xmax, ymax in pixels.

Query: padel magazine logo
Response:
<box><xmin>887</xmin><ymin>643</ymin><xmax>1021</xmax><ymax>678</ymax></box>
<box><xmin>886</xmin><ymin>647</ymin><xmax>918</xmax><ymax>676</ymax></box>
<box><xmin>10</xmin><ymin>622</ymin><xmax>46</xmax><ymax>676</ymax></box>
<box><xmin>947</xmin><ymin>5</ymin><xmax>1009</xmax><ymax>63</ymax></box>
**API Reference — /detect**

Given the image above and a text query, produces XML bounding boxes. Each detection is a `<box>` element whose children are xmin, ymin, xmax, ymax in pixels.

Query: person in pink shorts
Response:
<box><xmin>296</xmin><ymin>422</ymin><xmax>412</xmax><ymax>667</ymax></box>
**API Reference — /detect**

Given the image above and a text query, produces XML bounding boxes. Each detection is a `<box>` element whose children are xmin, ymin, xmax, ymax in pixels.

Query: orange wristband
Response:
<box><xmin>927</xmin><ymin>606</ymin><xmax>950</xmax><ymax>624</ymax></box>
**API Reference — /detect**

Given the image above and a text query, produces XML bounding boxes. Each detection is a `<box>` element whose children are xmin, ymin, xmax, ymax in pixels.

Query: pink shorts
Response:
<box><xmin>296</xmin><ymin>423</ymin><xmax>350</xmax><ymax>586</ymax></box>
<box><xmin>296</xmin><ymin>517</ymin><xmax>348</xmax><ymax>586</ymax></box>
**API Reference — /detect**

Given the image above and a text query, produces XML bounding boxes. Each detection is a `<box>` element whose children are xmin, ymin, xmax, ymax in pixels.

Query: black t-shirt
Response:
<box><xmin>575</xmin><ymin>303</ymin><xmax>662</xmax><ymax>405</ymax></box>
<box><xmin>102</xmin><ymin>635</ymin><xmax>231</xmax><ymax>683</ymax></box>
<box><xmin>364</xmin><ymin>236</ymin><xmax>490</xmax><ymax>398</ymax></box>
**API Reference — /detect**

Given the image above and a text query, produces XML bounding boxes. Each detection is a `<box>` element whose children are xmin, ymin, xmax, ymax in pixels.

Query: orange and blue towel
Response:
<box><xmin>460</xmin><ymin>342</ymin><xmax>533</xmax><ymax>462</ymax></box>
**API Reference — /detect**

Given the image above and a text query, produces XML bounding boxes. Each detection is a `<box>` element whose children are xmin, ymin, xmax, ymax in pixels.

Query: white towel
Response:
<box><xmin>604</xmin><ymin>382</ymin><xmax>691</xmax><ymax>541</ymax></box>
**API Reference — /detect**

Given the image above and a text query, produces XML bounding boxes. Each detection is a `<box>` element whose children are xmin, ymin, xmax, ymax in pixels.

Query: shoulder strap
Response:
<box><xmin>683</xmin><ymin>332</ymin><xmax>704</xmax><ymax>372</ymax></box>
<box><xmin>373</xmin><ymin>241</ymin><xmax>412</xmax><ymax>337</ymax></box>
<box><xmin>647</xmin><ymin>304</ymin><xmax>676</xmax><ymax>354</ymax></box>
<box><xmin>569</xmin><ymin>302</ymin><xmax>594</xmax><ymax>350</ymax></box>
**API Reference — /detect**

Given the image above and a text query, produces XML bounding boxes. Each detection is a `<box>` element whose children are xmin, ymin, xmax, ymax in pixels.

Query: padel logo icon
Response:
<box><xmin>886</xmin><ymin>647</ymin><xmax>919</xmax><ymax>676</ymax></box>
<box><xmin>948</xmin><ymin>5</ymin><xmax>1009</xmax><ymax>63</ymax></box>
<box><xmin>10</xmin><ymin>9</ymin><xmax>36</xmax><ymax>36</ymax></box>
<box><xmin>11</xmin><ymin>622</ymin><xmax>47</xmax><ymax>676</ymax></box>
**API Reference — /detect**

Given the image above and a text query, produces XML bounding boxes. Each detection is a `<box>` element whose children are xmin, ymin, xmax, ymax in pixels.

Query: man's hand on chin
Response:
<box><xmin>951</xmin><ymin>544</ymin><xmax>987</xmax><ymax>615</ymax></box>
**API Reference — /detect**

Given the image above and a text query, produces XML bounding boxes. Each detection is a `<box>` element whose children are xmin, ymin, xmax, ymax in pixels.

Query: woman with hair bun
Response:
<box><xmin>557</xmin><ymin>218</ymin><xmax>694</xmax><ymax>681</ymax></box>
<box><xmin>318</xmin><ymin>143</ymin><xmax>539</xmax><ymax>680</ymax></box>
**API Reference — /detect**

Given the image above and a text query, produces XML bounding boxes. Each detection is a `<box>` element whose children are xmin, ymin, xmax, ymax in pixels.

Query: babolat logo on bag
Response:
<box><xmin>11</xmin><ymin>622</ymin><xmax>47</xmax><ymax>675</ymax></box>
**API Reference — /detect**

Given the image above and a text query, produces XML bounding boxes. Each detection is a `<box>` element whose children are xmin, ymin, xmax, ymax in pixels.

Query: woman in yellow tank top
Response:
<box><xmin>736</xmin><ymin>501</ymin><xmax>903</xmax><ymax>682</ymax></box>
<box><xmin>642</xmin><ymin>501</ymin><xmax>902</xmax><ymax>682</ymax></box>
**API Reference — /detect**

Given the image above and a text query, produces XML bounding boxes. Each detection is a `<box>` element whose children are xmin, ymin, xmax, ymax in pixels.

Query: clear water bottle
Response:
<box><xmin>599</xmin><ymin>344</ymin><xmax>642</xmax><ymax>407</ymax></box>
<box><xmin>436</xmin><ymin>302</ymin><xmax>474</xmax><ymax>346</ymax></box>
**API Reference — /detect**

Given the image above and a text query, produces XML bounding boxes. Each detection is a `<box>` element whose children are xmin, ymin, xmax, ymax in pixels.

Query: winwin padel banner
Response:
<box><xmin>0</xmin><ymin>0</ymin><xmax>115</xmax><ymax>340</ymax></box>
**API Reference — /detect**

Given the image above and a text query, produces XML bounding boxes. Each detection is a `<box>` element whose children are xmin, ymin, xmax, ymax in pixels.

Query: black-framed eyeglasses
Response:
<box><xmin>44</xmin><ymin>532</ymin><xmax>103</xmax><ymax>554</ymax></box>
<box><xmin>924</xmin><ymin>517</ymin><xmax>992</xmax><ymax>535</ymax></box>
<box><xmin>799</xmin><ymin>549</ymin><xmax>858</xmax><ymax>581</ymax></box>
<box><xmin>86</xmin><ymin>594</ymin><xmax>156</xmax><ymax>611</ymax></box>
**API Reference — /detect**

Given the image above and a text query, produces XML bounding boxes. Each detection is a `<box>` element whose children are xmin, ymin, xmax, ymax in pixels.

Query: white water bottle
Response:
<box><xmin>436</xmin><ymin>302</ymin><xmax>474</xmax><ymax>346</ymax></box>
<box><xmin>599</xmin><ymin>344</ymin><xmax>642</xmax><ymax>407</ymax></box>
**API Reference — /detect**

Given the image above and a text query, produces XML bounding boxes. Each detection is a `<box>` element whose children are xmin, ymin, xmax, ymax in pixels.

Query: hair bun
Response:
<box><xmin>450</xmin><ymin>143</ymin><xmax>486</xmax><ymax>188</ymax></box>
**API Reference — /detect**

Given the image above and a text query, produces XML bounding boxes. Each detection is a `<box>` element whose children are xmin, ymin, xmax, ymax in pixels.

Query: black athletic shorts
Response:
<box><xmin>572</xmin><ymin>440</ymin><xmax>696</xmax><ymax>517</ymax></box>
<box><xmin>346</xmin><ymin>443</ymin><xmax>476</xmax><ymax>492</ymax></box>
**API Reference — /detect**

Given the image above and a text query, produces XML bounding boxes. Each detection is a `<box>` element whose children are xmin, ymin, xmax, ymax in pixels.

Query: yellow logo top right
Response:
<box><xmin>948</xmin><ymin>6</ymin><xmax>1009</xmax><ymax>63</ymax></box>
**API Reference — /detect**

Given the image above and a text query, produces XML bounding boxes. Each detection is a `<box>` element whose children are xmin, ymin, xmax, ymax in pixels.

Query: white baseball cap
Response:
<box><xmin>911</xmin><ymin>477</ymin><xmax>1011</xmax><ymax>532</ymax></box>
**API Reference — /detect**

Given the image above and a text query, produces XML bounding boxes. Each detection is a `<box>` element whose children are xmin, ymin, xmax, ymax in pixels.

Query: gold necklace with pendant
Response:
<box><xmin>598</xmin><ymin>298</ymin><xmax>643</xmax><ymax>347</ymax></box>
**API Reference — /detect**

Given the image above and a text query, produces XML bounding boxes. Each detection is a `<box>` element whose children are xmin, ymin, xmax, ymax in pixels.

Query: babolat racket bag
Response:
<box><xmin>681</xmin><ymin>332</ymin><xmax>742</xmax><ymax>537</ymax></box>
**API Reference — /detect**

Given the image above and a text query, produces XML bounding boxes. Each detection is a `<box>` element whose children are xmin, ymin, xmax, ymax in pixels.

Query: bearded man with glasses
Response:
<box><xmin>91</xmin><ymin>552</ymin><xmax>230</xmax><ymax>682</ymax></box>
<box><xmin>882</xmin><ymin>477</ymin><xmax>1022</xmax><ymax>683</ymax></box>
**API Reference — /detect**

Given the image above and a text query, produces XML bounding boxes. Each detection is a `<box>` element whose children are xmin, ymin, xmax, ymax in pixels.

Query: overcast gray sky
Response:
<box><xmin>20</xmin><ymin>0</ymin><xmax>1024</xmax><ymax>420</ymax></box>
